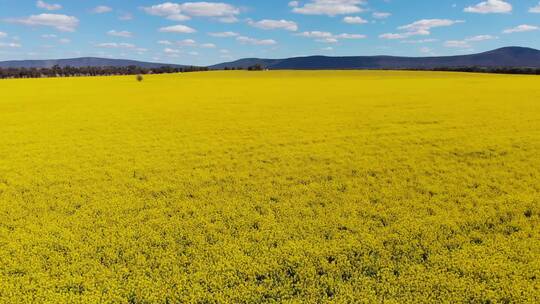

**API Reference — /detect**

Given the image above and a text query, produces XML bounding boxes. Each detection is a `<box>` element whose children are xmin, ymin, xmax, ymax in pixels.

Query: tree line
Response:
<box><xmin>223</xmin><ymin>64</ymin><xmax>265</xmax><ymax>71</ymax></box>
<box><xmin>2</xmin><ymin>64</ymin><xmax>538</xmax><ymax>79</ymax></box>
<box><xmin>414</xmin><ymin>66</ymin><xmax>540</xmax><ymax>75</ymax></box>
<box><xmin>0</xmin><ymin>65</ymin><xmax>209</xmax><ymax>79</ymax></box>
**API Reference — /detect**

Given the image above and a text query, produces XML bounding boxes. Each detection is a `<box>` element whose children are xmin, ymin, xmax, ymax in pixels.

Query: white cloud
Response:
<box><xmin>0</xmin><ymin>42</ymin><xmax>21</xmax><ymax>48</ymax></box>
<box><xmin>142</xmin><ymin>3</ymin><xmax>181</xmax><ymax>16</ymax></box>
<box><xmin>181</xmin><ymin>2</ymin><xmax>239</xmax><ymax>17</ymax></box>
<box><xmin>289</xmin><ymin>1</ymin><xmax>299</xmax><ymax>7</ymax></box>
<box><xmin>530</xmin><ymin>2</ymin><xmax>540</xmax><ymax>13</ymax></box>
<box><xmin>40</xmin><ymin>33</ymin><xmax>69</xmax><ymax>44</ymax></box>
<box><xmin>36</xmin><ymin>0</ymin><xmax>62</xmax><ymax>11</ymax></box>
<box><xmin>107</xmin><ymin>30</ymin><xmax>133</xmax><ymax>38</ymax></box>
<box><xmin>143</xmin><ymin>2</ymin><xmax>240</xmax><ymax>23</ymax></box>
<box><xmin>209</xmin><ymin>31</ymin><xmax>239</xmax><ymax>37</ymax></box>
<box><xmin>157</xmin><ymin>39</ymin><xmax>216</xmax><ymax>49</ymax></box>
<box><xmin>200</xmin><ymin>43</ymin><xmax>216</xmax><ymax>48</ymax></box>
<box><xmin>236</xmin><ymin>36</ymin><xmax>277</xmax><ymax>45</ymax></box>
<box><xmin>335</xmin><ymin>33</ymin><xmax>366</xmax><ymax>39</ymax></box>
<box><xmin>401</xmin><ymin>38</ymin><xmax>438</xmax><ymax>44</ymax></box>
<box><xmin>296</xmin><ymin>31</ymin><xmax>334</xmax><ymax>39</ymax></box>
<box><xmin>464</xmin><ymin>0</ymin><xmax>512</xmax><ymax>14</ymax></box>
<box><xmin>141</xmin><ymin>3</ymin><xmax>190</xmax><ymax>21</ymax></box>
<box><xmin>466</xmin><ymin>34</ymin><xmax>497</xmax><ymax>41</ymax></box>
<box><xmin>380</xmin><ymin>19</ymin><xmax>464</xmax><ymax>39</ymax></box>
<box><xmin>248</xmin><ymin>19</ymin><xmax>298</xmax><ymax>31</ymax></box>
<box><xmin>343</xmin><ymin>16</ymin><xmax>368</xmax><ymax>24</ymax></box>
<box><xmin>119</xmin><ymin>13</ymin><xmax>133</xmax><ymax>21</ymax></box>
<box><xmin>0</xmin><ymin>32</ymin><xmax>7</xmax><ymax>38</ymax></box>
<box><xmin>297</xmin><ymin>31</ymin><xmax>366</xmax><ymax>43</ymax></box>
<box><xmin>8</xmin><ymin>14</ymin><xmax>79</xmax><ymax>32</ymax></box>
<box><xmin>444</xmin><ymin>35</ymin><xmax>497</xmax><ymax>48</ymax></box>
<box><xmin>444</xmin><ymin>40</ymin><xmax>471</xmax><ymax>48</ymax></box>
<box><xmin>502</xmin><ymin>24</ymin><xmax>539</xmax><ymax>34</ymax></box>
<box><xmin>164</xmin><ymin>47</ymin><xmax>181</xmax><ymax>54</ymax></box>
<box><xmin>159</xmin><ymin>24</ymin><xmax>197</xmax><ymax>34</ymax></box>
<box><xmin>176</xmin><ymin>39</ymin><xmax>198</xmax><ymax>46</ymax></box>
<box><xmin>96</xmin><ymin>42</ymin><xmax>136</xmax><ymax>49</ymax></box>
<box><xmin>292</xmin><ymin>0</ymin><xmax>366</xmax><ymax>16</ymax></box>
<box><xmin>372</xmin><ymin>12</ymin><xmax>391</xmax><ymax>19</ymax></box>
<box><xmin>92</xmin><ymin>6</ymin><xmax>113</xmax><ymax>14</ymax></box>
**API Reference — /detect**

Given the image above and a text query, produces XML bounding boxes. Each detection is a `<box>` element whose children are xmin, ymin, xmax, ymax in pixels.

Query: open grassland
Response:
<box><xmin>0</xmin><ymin>71</ymin><xmax>539</xmax><ymax>303</ymax></box>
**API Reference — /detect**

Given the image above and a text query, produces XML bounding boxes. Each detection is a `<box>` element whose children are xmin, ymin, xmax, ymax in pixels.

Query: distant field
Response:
<box><xmin>0</xmin><ymin>71</ymin><xmax>539</xmax><ymax>303</ymax></box>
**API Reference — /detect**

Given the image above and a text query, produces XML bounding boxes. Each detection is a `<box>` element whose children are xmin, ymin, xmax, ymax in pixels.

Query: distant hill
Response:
<box><xmin>210</xmin><ymin>47</ymin><xmax>540</xmax><ymax>70</ymax></box>
<box><xmin>2</xmin><ymin>47</ymin><xmax>539</xmax><ymax>71</ymax></box>
<box><xmin>0</xmin><ymin>57</ymin><xmax>186</xmax><ymax>69</ymax></box>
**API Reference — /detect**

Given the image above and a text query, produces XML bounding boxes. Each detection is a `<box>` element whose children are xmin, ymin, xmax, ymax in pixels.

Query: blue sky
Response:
<box><xmin>0</xmin><ymin>0</ymin><xmax>539</xmax><ymax>65</ymax></box>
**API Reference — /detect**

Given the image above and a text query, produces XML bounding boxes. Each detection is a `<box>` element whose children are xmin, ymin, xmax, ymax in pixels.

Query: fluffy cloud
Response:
<box><xmin>289</xmin><ymin>1</ymin><xmax>299</xmax><ymax>7</ymax></box>
<box><xmin>248</xmin><ymin>19</ymin><xmax>298</xmax><ymax>31</ymax></box>
<box><xmin>464</xmin><ymin>0</ymin><xmax>512</xmax><ymax>14</ymax></box>
<box><xmin>292</xmin><ymin>0</ymin><xmax>366</xmax><ymax>16</ymax></box>
<box><xmin>296</xmin><ymin>31</ymin><xmax>334</xmax><ymax>38</ymax></box>
<box><xmin>41</xmin><ymin>33</ymin><xmax>70</xmax><ymax>44</ymax></box>
<box><xmin>296</xmin><ymin>31</ymin><xmax>366</xmax><ymax>43</ymax></box>
<box><xmin>167</xmin><ymin>40</ymin><xmax>216</xmax><ymax>48</ymax></box>
<box><xmin>36</xmin><ymin>0</ymin><xmax>62</xmax><ymax>11</ymax></box>
<box><xmin>159</xmin><ymin>24</ymin><xmax>197</xmax><ymax>33</ymax></box>
<box><xmin>209</xmin><ymin>31</ymin><xmax>239</xmax><ymax>37</ymax></box>
<box><xmin>0</xmin><ymin>32</ymin><xmax>7</xmax><ymax>38</ymax></box>
<box><xmin>107</xmin><ymin>30</ymin><xmax>133</xmax><ymax>38</ymax></box>
<box><xmin>343</xmin><ymin>16</ymin><xmax>367</xmax><ymax>24</ymax></box>
<box><xmin>143</xmin><ymin>2</ymin><xmax>240</xmax><ymax>23</ymax></box>
<box><xmin>335</xmin><ymin>33</ymin><xmax>366</xmax><ymax>39</ymax></box>
<box><xmin>181</xmin><ymin>2</ymin><xmax>239</xmax><ymax>17</ymax></box>
<box><xmin>380</xmin><ymin>19</ymin><xmax>464</xmax><ymax>39</ymax></box>
<box><xmin>372</xmin><ymin>12</ymin><xmax>391</xmax><ymax>19</ymax></box>
<box><xmin>444</xmin><ymin>35</ymin><xmax>497</xmax><ymax>48</ymax></box>
<box><xmin>401</xmin><ymin>39</ymin><xmax>438</xmax><ymax>44</ymax></box>
<box><xmin>176</xmin><ymin>39</ymin><xmax>197</xmax><ymax>46</ymax></box>
<box><xmin>8</xmin><ymin>14</ymin><xmax>79</xmax><ymax>32</ymax></box>
<box><xmin>164</xmin><ymin>47</ymin><xmax>181</xmax><ymax>54</ymax></box>
<box><xmin>142</xmin><ymin>3</ymin><xmax>190</xmax><ymax>21</ymax></box>
<box><xmin>92</xmin><ymin>6</ymin><xmax>113</xmax><ymax>14</ymax></box>
<box><xmin>236</xmin><ymin>36</ymin><xmax>277</xmax><ymax>45</ymax></box>
<box><xmin>502</xmin><ymin>24</ymin><xmax>539</xmax><ymax>34</ymax></box>
<box><xmin>119</xmin><ymin>13</ymin><xmax>133</xmax><ymax>21</ymax></box>
<box><xmin>96</xmin><ymin>42</ymin><xmax>136</xmax><ymax>49</ymax></box>
<box><xmin>529</xmin><ymin>2</ymin><xmax>540</xmax><ymax>13</ymax></box>
<box><xmin>0</xmin><ymin>42</ymin><xmax>21</xmax><ymax>48</ymax></box>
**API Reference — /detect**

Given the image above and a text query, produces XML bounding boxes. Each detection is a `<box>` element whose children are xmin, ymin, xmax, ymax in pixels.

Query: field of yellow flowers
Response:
<box><xmin>0</xmin><ymin>71</ymin><xmax>539</xmax><ymax>303</ymax></box>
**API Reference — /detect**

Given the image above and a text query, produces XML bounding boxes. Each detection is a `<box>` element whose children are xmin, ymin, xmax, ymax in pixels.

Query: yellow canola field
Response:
<box><xmin>0</xmin><ymin>71</ymin><xmax>539</xmax><ymax>303</ymax></box>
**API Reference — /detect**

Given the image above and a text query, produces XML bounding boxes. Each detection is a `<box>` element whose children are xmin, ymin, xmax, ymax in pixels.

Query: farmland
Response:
<box><xmin>0</xmin><ymin>71</ymin><xmax>539</xmax><ymax>303</ymax></box>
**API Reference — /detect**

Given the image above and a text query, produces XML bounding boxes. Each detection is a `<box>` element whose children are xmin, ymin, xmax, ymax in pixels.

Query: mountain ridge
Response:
<box><xmin>210</xmin><ymin>47</ymin><xmax>540</xmax><ymax>70</ymax></box>
<box><xmin>1</xmin><ymin>47</ymin><xmax>539</xmax><ymax>70</ymax></box>
<box><xmin>0</xmin><ymin>57</ymin><xmax>186</xmax><ymax>69</ymax></box>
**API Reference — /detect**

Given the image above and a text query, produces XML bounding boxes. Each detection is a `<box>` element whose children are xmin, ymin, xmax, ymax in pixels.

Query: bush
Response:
<box><xmin>136</xmin><ymin>74</ymin><xmax>144</xmax><ymax>82</ymax></box>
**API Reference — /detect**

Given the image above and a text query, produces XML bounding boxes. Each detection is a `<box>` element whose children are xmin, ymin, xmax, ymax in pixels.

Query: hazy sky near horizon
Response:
<box><xmin>0</xmin><ymin>0</ymin><xmax>539</xmax><ymax>65</ymax></box>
